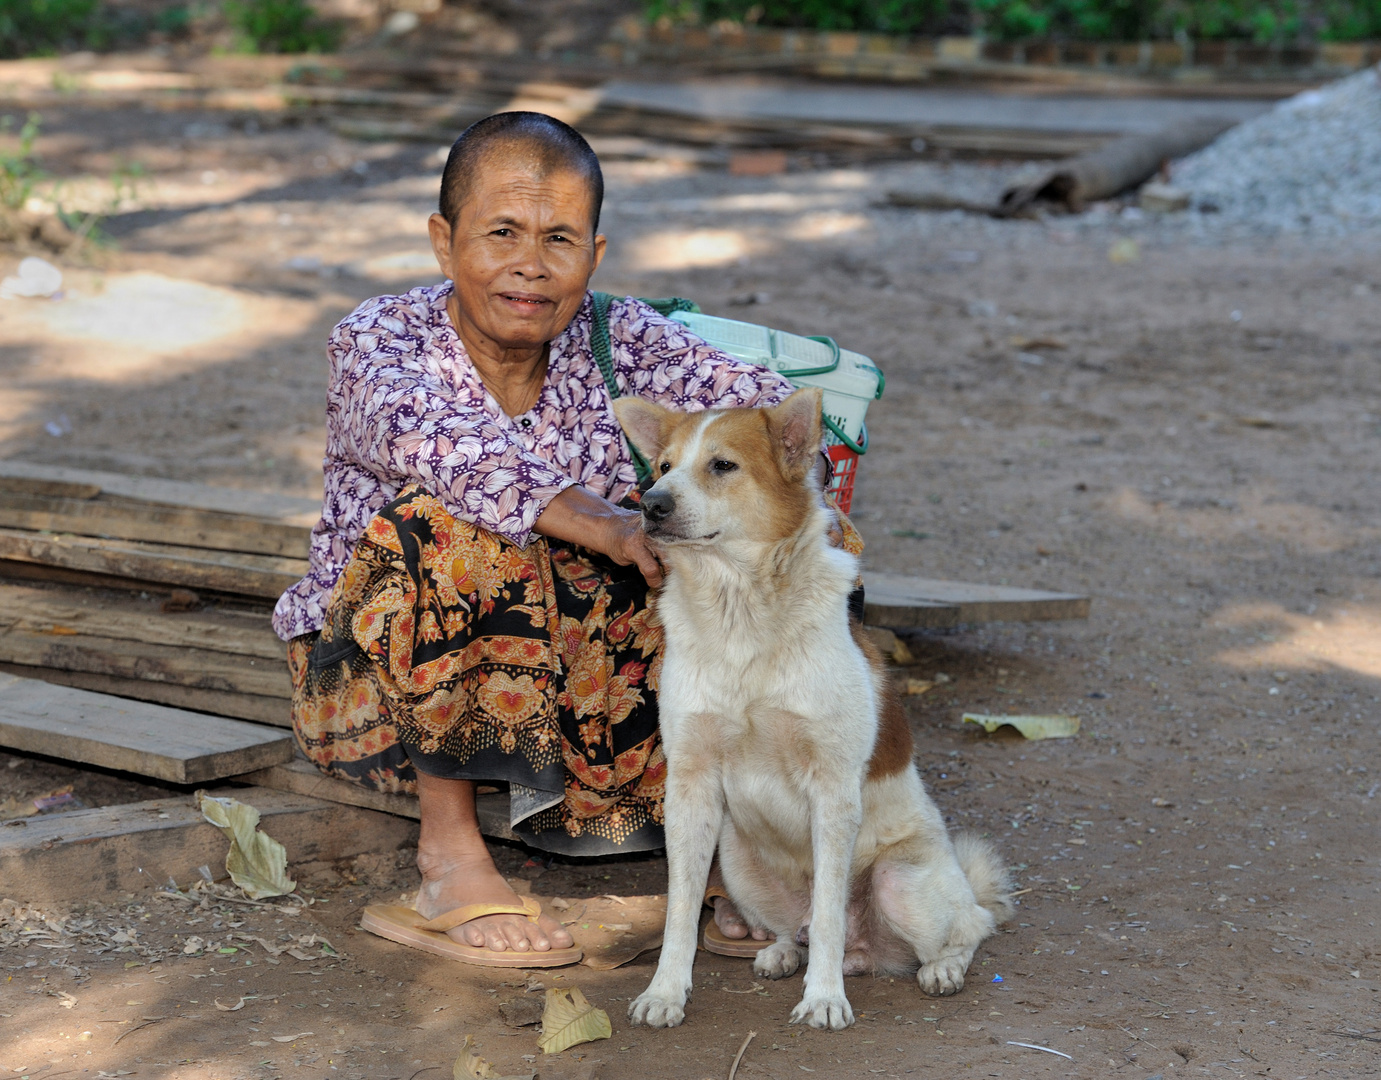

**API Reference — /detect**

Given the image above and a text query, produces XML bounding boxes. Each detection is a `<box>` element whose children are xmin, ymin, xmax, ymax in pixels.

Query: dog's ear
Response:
<box><xmin>612</xmin><ymin>397</ymin><xmax>675</xmax><ymax>461</ymax></box>
<box><xmin>765</xmin><ymin>387</ymin><xmax>823</xmax><ymax>483</ymax></box>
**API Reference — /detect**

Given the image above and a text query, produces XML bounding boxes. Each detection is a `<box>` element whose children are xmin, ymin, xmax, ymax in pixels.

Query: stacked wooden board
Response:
<box><xmin>0</xmin><ymin>462</ymin><xmax>312</xmax><ymax>728</ymax></box>
<box><xmin>0</xmin><ymin>459</ymin><xmax>1089</xmax><ymax>840</ymax></box>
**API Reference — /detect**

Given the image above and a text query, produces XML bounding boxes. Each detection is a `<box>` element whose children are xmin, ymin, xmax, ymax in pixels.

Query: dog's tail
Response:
<box><xmin>953</xmin><ymin>833</ymin><xmax>1016</xmax><ymax>925</ymax></box>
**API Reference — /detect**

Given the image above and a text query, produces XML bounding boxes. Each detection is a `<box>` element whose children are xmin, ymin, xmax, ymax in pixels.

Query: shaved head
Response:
<box><xmin>439</xmin><ymin>111</ymin><xmax>603</xmax><ymax>232</ymax></box>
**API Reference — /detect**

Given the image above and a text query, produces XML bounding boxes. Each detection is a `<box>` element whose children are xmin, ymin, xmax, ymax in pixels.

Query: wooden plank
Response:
<box><xmin>0</xmin><ymin>663</ymin><xmax>288</xmax><ymax>725</ymax></box>
<box><xmin>863</xmin><ymin>572</ymin><xmax>1090</xmax><ymax>627</ymax></box>
<box><xmin>0</xmin><ymin>581</ymin><xmax>283</xmax><ymax>660</ymax></box>
<box><xmin>0</xmin><ymin>475</ymin><xmax>102</xmax><ymax>499</ymax></box>
<box><xmin>0</xmin><ymin>786</ymin><xmax>419</xmax><ymax>903</ymax></box>
<box><xmin>240</xmin><ymin>757</ymin><xmax>515</xmax><ymax>841</ymax></box>
<box><xmin>0</xmin><ymin>673</ymin><xmax>293</xmax><ymax>783</ymax></box>
<box><xmin>0</xmin><ymin>491</ymin><xmax>311</xmax><ymax>558</ymax></box>
<box><xmin>0</xmin><ymin>628</ymin><xmax>291</xmax><ymax>698</ymax></box>
<box><xmin>0</xmin><ymin>460</ymin><xmax>321</xmax><ymax>525</ymax></box>
<box><xmin>861</xmin><ymin>595</ymin><xmax>961</xmax><ymax>630</ymax></box>
<box><xmin>0</xmin><ymin>527</ymin><xmax>306</xmax><ymax>599</ymax></box>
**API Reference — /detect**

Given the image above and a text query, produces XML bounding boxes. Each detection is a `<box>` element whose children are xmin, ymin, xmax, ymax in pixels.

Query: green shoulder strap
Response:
<box><xmin>590</xmin><ymin>292</ymin><xmax>701</xmax><ymax>487</ymax></box>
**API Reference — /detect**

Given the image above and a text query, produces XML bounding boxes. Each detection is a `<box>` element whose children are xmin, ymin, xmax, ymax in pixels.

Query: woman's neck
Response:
<box><xmin>447</xmin><ymin>292</ymin><xmax>549</xmax><ymax>418</ymax></box>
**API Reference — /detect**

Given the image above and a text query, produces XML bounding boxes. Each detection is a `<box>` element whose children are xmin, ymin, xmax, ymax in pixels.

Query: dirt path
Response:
<box><xmin>2</xmin><ymin>100</ymin><xmax>1379</xmax><ymax>1079</ymax></box>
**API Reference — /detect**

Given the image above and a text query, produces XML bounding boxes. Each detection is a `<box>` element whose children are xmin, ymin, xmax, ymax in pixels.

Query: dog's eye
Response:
<box><xmin>660</xmin><ymin>461</ymin><xmax>671</xmax><ymax>475</ymax></box>
<box><xmin>711</xmin><ymin>459</ymin><xmax>739</xmax><ymax>473</ymax></box>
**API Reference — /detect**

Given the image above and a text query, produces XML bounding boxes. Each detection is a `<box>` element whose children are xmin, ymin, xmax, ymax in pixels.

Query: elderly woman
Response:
<box><xmin>274</xmin><ymin>112</ymin><xmax>854</xmax><ymax>965</ymax></box>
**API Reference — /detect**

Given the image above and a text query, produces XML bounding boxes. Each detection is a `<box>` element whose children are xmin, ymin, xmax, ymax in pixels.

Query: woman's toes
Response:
<box><xmin>461</xmin><ymin>922</ymin><xmax>488</xmax><ymax>948</ymax></box>
<box><xmin>713</xmin><ymin>898</ymin><xmax>749</xmax><ymax>939</ymax></box>
<box><xmin>539</xmin><ymin>916</ymin><xmax>572</xmax><ymax>949</ymax></box>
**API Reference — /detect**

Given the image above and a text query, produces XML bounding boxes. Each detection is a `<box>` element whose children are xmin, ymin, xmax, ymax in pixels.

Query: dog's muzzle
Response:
<box><xmin>641</xmin><ymin>490</ymin><xmax>676</xmax><ymax>524</ymax></box>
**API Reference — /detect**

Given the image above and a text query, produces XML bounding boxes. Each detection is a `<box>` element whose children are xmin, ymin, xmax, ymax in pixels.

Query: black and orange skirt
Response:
<box><xmin>288</xmin><ymin>486</ymin><xmax>667</xmax><ymax>856</ymax></box>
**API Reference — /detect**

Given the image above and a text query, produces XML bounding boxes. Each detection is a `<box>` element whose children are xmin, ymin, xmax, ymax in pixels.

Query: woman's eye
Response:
<box><xmin>711</xmin><ymin>459</ymin><xmax>738</xmax><ymax>473</ymax></box>
<box><xmin>660</xmin><ymin>461</ymin><xmax>671</xmax><ymax>474</ymax></box>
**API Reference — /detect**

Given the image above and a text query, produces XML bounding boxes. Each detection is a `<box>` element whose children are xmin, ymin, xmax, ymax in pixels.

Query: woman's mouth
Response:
<box><xmin>499</xmin><ymin>292</ymin><xmax>552</xmax><ymax>310</ymax></box>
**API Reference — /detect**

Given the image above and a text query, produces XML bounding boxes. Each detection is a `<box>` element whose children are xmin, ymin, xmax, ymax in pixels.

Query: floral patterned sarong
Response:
<box><xmin>289</xmin><ymin>485</ymin><xmax>666</xmax><ymax>856</ymax></box>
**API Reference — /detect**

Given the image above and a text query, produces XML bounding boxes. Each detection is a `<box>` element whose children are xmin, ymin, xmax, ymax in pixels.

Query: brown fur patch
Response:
<box><xmin>698</xmin><ymin>410</ymin><xmax>815</xmax><ymax>543</ymax></box>
<box><xmin>854</xmin><ymin>623</ymin><xmax>915</xmax><ymax>780</ymax></box>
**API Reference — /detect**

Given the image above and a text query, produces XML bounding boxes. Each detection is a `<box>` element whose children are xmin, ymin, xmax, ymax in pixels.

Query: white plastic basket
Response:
<box><xmin>670</xmin><ymin>311</ymin><xmax>883</xmax><ymax>453</ymax></box>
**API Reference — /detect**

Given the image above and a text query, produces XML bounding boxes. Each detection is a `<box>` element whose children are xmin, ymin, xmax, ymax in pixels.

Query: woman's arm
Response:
<box><xmin>534</xmin><ymin>486</ymin><xmax>663</xmax><ymax>586</ymax></box>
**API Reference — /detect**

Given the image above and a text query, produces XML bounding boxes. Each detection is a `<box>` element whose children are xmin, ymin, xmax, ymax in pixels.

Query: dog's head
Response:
<box><xmin>612</xmin><ymin>387</ymin><xmax>824</xmax><ymax>547</ymax></box>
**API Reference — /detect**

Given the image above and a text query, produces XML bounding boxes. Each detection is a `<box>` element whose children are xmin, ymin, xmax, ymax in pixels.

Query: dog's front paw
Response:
<box><xmin>789</xmin><ymin>993</ymin><xmax>855</xmax><ymax>1030</ymax></box>
<box><xmin>753</xmin><ymin>941</ymin><xmax>803</xmax><ymax>980</ymax></box>
<box><xmin>628</xmin><ymin>988</ymin><xmax>688</xmax><ymax>1028</ymax></box>
<box><xmin>918</xmin><ymin>956</ymin><xmax>967</xmax><ymax>996</ymax></box>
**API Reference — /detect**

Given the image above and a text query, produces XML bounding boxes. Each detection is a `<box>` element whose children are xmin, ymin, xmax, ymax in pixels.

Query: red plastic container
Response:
<box><xmin>826</xmin><ymin>443</ymin><xmax>859</xmax><ymax>515</ymax></box>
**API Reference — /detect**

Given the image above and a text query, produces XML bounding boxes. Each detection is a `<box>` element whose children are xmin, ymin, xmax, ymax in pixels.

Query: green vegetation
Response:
<box><xmin>0</xmin><ymin>112</ymin><xmax>41</xmax><ymax>210</ymax></box>
<box><xmin>0</xmin><ymin>0</ymin><xmax>97</xmax><ymax>56</ymax></box>
<box><xmin>644</xmin><ymin>0</ymin><xmax>1381</xmax><ymax>40</ymax></box>
<box><xmin>223</xmin><ymin>0</ymin><xmax>341</xmax><ymax>53</ymax></box>
<box><xmin>643</xmin><ymin>0</ymin><xmax>948</xmax><ymax>34</ymax></box>
<box><xmin>0</xmin><ymin>0</ymin><xmax>341</xmax><ymax>57</ymax></box>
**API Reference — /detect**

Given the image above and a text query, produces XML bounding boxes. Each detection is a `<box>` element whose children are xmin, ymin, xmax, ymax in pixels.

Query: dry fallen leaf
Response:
<box><xmin>962</xmin><ymin>714</ymin><xmax>1081</xmax><ymax>740</ymax></box>
<box><xmin>538</xmin><ymin>987</ymin><xmax>612</xmax><ymax>1055</ymax></box>
<box><xmin>196</xmin><ymin>792</ymin><xmax>296</xmax><ymax>900</ymax></box>
<box><xmin>455</xmin><ymin>1034</ymin><xmax>534</xmax><ymax>1080</ymax></box>
<box><xmin>1151</xmin><ymin>797</ymin><xmax>1174</xmax><ymax>808</ymax></box>
<box><xmin>904</xmin><ymin>678</ymin><xmax>935</xmax><ymax>696</ymax></box>
<box><xmin>1108</xmin><ymin>238</ymin><xmax>1140</xmax><ymax>264</ymax></box>
<box><xmin>1009</xmin><ymin>335</ymin><xmax>1067</xmax><ymax>350</ymax></box>
<box><xmin>271</xmin><ymin>1032</ymin><xmax>313</xmax><ymax>1042</ymax></box>
<box><xmin>214</xmin><ymin>997</ymin><xmax>246</xmax><ymax>1012</ymax></box>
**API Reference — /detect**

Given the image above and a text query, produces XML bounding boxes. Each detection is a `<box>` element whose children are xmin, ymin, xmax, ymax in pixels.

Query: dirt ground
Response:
<box><xmin>2</xmin><ymin>94</ymin><xmax>1380</xmax><ymax>1080</ymax></box>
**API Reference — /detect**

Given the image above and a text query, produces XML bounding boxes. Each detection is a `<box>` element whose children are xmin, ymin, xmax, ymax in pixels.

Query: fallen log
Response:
<box><xmin>996</xmin><ymin>117</ymin><xmax>1235</xmax><ymax>215</ymax></box>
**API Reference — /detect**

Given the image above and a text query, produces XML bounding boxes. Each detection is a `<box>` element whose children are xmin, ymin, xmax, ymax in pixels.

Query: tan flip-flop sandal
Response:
<box><xmin>360</xmin><ymin>898</ymin><xmax>583</xmax><ymax>968</ymax></box>
<box><xmin>701</xmin><ymin>886</ymin><xmax>775</xmax><ymax>957</ymax></box>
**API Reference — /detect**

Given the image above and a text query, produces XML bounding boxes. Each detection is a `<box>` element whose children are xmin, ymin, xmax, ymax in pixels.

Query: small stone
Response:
<box><xmin>1140</xmin><ymin>182</ymin><xmax>1192</xmax><ymax>213</ymax></box>
<box><xmin>498</xmin><ymin>995</ymin><xmax>545</xmax><ymax>1027</ymax></box>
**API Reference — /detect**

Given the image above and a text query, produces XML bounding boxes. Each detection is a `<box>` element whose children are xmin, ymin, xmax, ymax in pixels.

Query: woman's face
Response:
<box><xmin>428</xmin><ymin>159</ymin><xmax>605</xmax><ymax>357</ymax></box>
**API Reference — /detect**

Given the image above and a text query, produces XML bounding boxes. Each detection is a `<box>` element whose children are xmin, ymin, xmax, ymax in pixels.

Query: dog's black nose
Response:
<box><xmin>641</xmin><ymin>491</ymin><xmax>675</xmax><ymax>522</ymax></box>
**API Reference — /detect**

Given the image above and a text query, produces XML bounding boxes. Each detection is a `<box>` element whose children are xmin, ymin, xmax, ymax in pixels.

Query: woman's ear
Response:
<box><xmin>766</xmin><ymin>387</ymin><xmax>824</xmax><ymax>482</ymax></box>
<box><xmin>612</xmin><ymin>397</ymin><xmax>673</xmax><ymax>461</ymax></box>
<box><xmin>428</xmin><ymin>213</ymin><xmax>454</xmax><ymax>279</ymax></box>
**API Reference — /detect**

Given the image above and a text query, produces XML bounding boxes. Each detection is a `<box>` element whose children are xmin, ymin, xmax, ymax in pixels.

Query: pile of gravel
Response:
<box><xmin>1172</xmin><ymin>64</ymin><xmax>1381</xmax><ymax>234</ymax></box>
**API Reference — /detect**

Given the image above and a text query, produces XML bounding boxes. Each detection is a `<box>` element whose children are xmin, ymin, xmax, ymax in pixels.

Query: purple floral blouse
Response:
<box><xmin>272</xmin><ymin>282</ymin><xmax>795</xmax><ymax>641</ymax></box>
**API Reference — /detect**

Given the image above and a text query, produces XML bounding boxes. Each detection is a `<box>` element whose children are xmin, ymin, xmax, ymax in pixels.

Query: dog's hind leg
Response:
<box><xmin>629</xmin><ymin>760</ymin><xmax>724</xmax><ymax>1029</ymax></box>
<box><xmin>872</xmin><ymin>858</ymin><xmax>997</xmax><ymax>996</ymax></box>
<box><xmin>789</xmin><ymin>786</ymin><xmax>862</xmax><ymax>1030</ymax></box>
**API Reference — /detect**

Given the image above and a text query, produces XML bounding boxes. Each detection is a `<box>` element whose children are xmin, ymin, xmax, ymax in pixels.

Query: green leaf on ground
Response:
<box><xmin>962</xmin><ymin>713</ymin><xmax>1081</xmax><ymax>740</ymax></box>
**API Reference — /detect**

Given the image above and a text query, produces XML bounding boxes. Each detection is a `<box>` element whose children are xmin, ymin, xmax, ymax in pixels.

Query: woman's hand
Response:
<box><xmin>602</xmin><ymin>509</ymin><xmax>665</xmax><ymax>587</ymax></box>
<box><xmin>534</xmin><ymin>486</ymin><xmax>664</xmax><ymax>588</ymax></box>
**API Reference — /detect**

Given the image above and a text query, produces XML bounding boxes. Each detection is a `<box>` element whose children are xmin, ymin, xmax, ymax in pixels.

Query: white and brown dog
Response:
<box><xmin>614</xmin><ymin>388</ymin><xmax>1013</xmax><ymax>1031</ymax></box>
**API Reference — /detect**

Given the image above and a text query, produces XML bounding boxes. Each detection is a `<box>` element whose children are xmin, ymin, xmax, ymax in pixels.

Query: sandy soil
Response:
<box><xmin>2</xmin><ymin>98</ymin><xmax>1380</xmax><ymax>1079</ymax></box>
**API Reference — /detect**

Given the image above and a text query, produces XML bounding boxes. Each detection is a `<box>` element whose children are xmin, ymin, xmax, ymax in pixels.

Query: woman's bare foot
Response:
<box><xmin>711</xmin><ymin>896</ymin><xmax>772</xmax><ymax>941</ymax></box>
<box><xmin>413</xmin><ymin>772</ymin><xmax>574</xmax><ymax>954</ymax></box>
